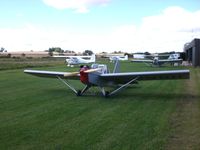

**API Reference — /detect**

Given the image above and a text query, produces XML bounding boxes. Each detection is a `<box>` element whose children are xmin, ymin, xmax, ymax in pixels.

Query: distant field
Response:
<box><xmin>0</xmin><ymin>59</ymin><xmax>200</xmax><ymax>150</ymax></box>
<box><xmin>0</xmin><ymin>57</ymin><xmax>64</xmax><ymax>70</ymax></box>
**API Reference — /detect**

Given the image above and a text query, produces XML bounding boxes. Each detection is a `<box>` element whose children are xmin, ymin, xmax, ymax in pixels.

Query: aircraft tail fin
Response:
<box><xmin>167</xmin><ymin>54</ymin><xmax>173</xmax><ymax>60</ymax></box>
<box><xmin>90</xmin><ymin>54</ymin><xmax>96</xmax><ymax>62</ymax></box>
<box><xmin>125</xmin><ymin>55</ymin><xmax>128</xmax><ymax>60</ymax></box>
<box><xmin>113</xmin><ymin>59</ymin><xmax>120</xmax><ymax>73</ymax></box>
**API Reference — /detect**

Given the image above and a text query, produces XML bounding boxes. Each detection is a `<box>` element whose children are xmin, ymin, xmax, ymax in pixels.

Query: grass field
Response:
<box><xmin>0</xmin><ymin>57</ymin><xmax>64</xmax><ymax>70</ymax></box>
<box><xmin>0</xmin><ymin>58</ymin><xmax>200</xmax><ymax>150</ymax></box>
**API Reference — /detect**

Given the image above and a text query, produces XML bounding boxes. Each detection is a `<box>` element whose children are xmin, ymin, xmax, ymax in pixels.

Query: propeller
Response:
<box><xmin>64</xmin><ymin>72</ymin><xmax>79</xmax><ymax>77</ymax></box>
<box><xmin>64</xmin><ymin>68</ymin><xmax>101</xmax><ymax>77</ymax></box>
<box><xmin>84</xmin><ymin>68</ymin><xmax>101</xmax><ymax>73</ymax></box>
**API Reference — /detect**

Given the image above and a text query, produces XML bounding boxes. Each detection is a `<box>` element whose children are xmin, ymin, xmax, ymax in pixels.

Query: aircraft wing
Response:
<box><xmin>53</xmin><ymin>56</ymin><xmax>92</xmax><ymax>59</ymax></box>
<box><xmin>24</xmin><ymin>69</ymin><xmax>79</xmax><ymax>80</ymax></box>
<box><xmin>131</xmin><ymin>59</ymin><xmax>153</xmax><ymax>63</ymax></box>
<box><xmin>100</xmin><ymin>70</ymin><xmax>189</xmax><ymax>84</ymax></box>
<box><xmin>158</xmin><ymin>59</ymin><xmax>183</xmax><ymax>63</ymax></box>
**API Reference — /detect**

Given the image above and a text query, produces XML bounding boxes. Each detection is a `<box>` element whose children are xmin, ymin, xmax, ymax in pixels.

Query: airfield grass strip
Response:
<box><xmin>166</xmin><ymin>68</ymin><xmax>200</xmax><ymax>150</ymax></box>
<box><xmin>0</xmin><ymin>62</ymin><xmax>193</xmax><ymax>150</ymax></box>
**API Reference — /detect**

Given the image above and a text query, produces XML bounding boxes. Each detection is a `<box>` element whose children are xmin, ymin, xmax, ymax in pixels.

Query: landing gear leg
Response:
<box><xmin>76</xmin><ymin>85</ymin><xmax>91</xmax><ymax>96</ymax></box>
<box><xmin>99</xmin><ymin>87</ymin><xmax>110</xmax><ymax>97</ymax></box>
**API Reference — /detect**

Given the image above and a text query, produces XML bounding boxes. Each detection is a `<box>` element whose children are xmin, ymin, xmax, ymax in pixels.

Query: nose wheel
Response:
<box><xmin>104</xmin><ymin>91</ymin><xmax>110</xmax><ymax>98</ymax></box>
<box><xmin>76</xmin><ymin>90</ymin><xmax>82</xmax><ymax>96</ymax></box>
<box><xmin>76</xmin><ymin>85</ymin><xmax>91</xmax><ymax>96</ymax></box>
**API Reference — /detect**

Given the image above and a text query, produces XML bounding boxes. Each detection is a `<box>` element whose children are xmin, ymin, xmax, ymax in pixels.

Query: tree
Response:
<box><xmin>144</xmin><ymin>52</ymin><xmax>152</xmax><ymax>59</ymax></box>
<box><xmin>21</xmin><ymin>53</ymin><xmax>26</xmax><ymax>57</ymax></box>
<box><xmin>0</xmin><ymin>47</ymin><xmax>6</xmax><ymax>52</ymax></box>
<box><xmin>83</xmin><ymin>50</ymin><xmax>93</xmax><ymax>55</ymax></box>
<box><xmin>144</xmin><ymin>51</ymin><xmax>151</xmax><ymax>55</ymax></box>
<box><xmin>48</xmin><ymin>48</ymin><xmax>54</xmax><ymax>56</ymax></box>
<box><xmin>124</xmin><ymin>52</ymin><xmax>131</xmax><ymax>57</ymax></box>
<box><xmin>48</xmin><ymin>47</ymin><xmax>64</xmax><ymax>56</ymax></box>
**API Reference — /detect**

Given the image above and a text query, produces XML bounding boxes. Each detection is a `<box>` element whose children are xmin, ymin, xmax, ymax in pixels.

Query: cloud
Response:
<box><xmin>1</xmin><ymin>6</ymin><xmax>200</xmax><ymax>53</ymax></box>
<box><xmin>131</xmin><ymin>6</ymin><xmax>200</xmax><ymax>52</ymax></box>
<box><xmin>140</xmin><ymin>6</ymin><xmax>200</xmax><ymax>32</ymax></box>
<box><xmin>0</xmin><ymin>24</ymin><xmax>71</xmax><ymax>51</ymax></box>
<box><xmin>80</xmin><ymin>6</ymin><xmax>200</xmax><ymax>52</ymax></box>
<box><xmin>42</xmin><ymin>0</ymin><xmax>110</xmax><ymax>13</ymax></box>
<box><xmin>68</xmin><ymin>6</ymin><xmax>200</xmax><ymax>52</ymax></box>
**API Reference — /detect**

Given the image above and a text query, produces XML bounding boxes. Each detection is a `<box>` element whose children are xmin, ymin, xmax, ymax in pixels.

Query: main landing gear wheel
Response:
<box><xmin>76</xmin><ymin>90</ymin><xmax>82</xmax><ymax>96</ymax></box>
<box><xmin>104</xmin><ymin>91</ymin><xmax>110</xmax><ymax>98</ymax></box>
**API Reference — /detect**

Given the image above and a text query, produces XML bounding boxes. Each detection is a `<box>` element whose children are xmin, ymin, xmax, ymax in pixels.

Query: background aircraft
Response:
<box><xmin>109</xmin><ymin>55</ymin><xmax>128</xmax><ymax>62</ymax></box>
<box><xmin>131</xmin><ymin>54</ymin><xmax>183</xmax><ymax>67</ymax></box>
<box><xmin>24</xmin><ymin>60</ymin><xmax>189</xmax><ymax>97</ymax></box>
<box><xmin>54</xmin><ymin>54</ymin><xmax>96</xmax><ymax>67</ymax></box>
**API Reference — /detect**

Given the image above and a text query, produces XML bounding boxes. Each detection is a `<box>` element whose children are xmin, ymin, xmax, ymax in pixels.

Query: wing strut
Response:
<box><xmin>57</xmin><ymin>76</ymin><xmax>78</xmax><ymax>94</ymax></box>
<box><xmin>113</xmin><ymin>59</ymin><xmax>120</xmax><ymax>73</ymax></box>
<box><xmin>107</xmin><ymin>76</ymin><xmax>139</xmax><ymax>97</ymax></box>
<box><xmin>57</xmin><ymin>76</ymin><xmax>92</xmax><ymax>96</ymax></box>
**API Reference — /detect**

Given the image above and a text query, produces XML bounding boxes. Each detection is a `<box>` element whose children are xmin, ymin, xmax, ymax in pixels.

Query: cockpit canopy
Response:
<box><xmin>91</xmin><ymin>64</ymin><xmax>109</xmax><ymax>74</ymax></box>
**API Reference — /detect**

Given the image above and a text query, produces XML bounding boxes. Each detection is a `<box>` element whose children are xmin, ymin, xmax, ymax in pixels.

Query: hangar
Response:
<box><xmin>184</xmin><ymin>38</ymin><xmax>200</xmax><ymax>67</ymax></box>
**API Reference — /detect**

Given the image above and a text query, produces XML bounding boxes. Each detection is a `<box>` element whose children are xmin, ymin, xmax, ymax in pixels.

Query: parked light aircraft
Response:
<box><xmin>24</xmin><ymin>60</ymin><xmax>189</xmax><ymax>97</ymax></box>
<box><xmin>53</xmin><ymin>54</ymin><xmax>96</xmax><ymax>67</ymax></box>
<box><xmin>131</xmin><ymin>54</ymin><xmax>183</xmax><ymax>67</ymax></box>
<box><xmin>109</xmin><ymin>55</ymin><xmax>128</xmax><ymax>62</ymax></box>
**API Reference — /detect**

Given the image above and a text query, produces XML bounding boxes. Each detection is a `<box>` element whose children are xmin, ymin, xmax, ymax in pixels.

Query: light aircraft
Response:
<box><xmin>131</xmin><ymin>54</ymin><xmax>183</xmax><ymax>67</ymax></box>
<box><xmin>53</xmin><ymin>54</ymin><xmax>96</xmax><ymax>67</ymax></box>
<box><xmin>109</xmin><ymin>55</ymin><xmax>128</xmax><ymax>62</ymax></box>
<box><xmin>24</xmin><ymin>60</ymin><xmax>189</xmax><ymax>97</ymax></box>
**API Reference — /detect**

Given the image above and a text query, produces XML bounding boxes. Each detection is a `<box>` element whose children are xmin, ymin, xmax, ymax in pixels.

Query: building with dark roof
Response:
<box><xmin>184</xmin><ymin>38</ymin><xmax>200</xmax><ymax>67</ymax></box>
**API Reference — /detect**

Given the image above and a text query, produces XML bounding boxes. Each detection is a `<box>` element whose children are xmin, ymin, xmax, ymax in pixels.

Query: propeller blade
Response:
<box><xmin>64</xmin><ymin>68</ymin><xmax>101</xmax><ymax>77</ymax></box>
<box><xmin>64</xmin><ymin>72</ymin><xmax>79</xmax><ymax>77</ymax></box>
<box><xmin>84</xmin><ymin>68</ymin><xmax>101</xmax><ymax>73</ymax></box>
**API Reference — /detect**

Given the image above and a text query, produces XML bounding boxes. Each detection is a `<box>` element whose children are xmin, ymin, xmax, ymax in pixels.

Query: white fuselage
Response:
<box><xmin>109</xmin><ymin>55</ymin><xmax>128</xmax><ymax>62</ymax></box>
<box><xmin>66</xmin><ymin>54</ymin><xmax>96</xmax><ymax>67</ymax></box>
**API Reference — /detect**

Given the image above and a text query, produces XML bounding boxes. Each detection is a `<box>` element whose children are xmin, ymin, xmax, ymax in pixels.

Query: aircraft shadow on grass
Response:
<box><xmin>118</xmin><ymin>92</ymin><xmax>199</xmax><ymax>101</ymax></box>
<box><xmin>44</xmin><ymin>88</ymin><xmax>198</xmax><ymax>101</ymax></box>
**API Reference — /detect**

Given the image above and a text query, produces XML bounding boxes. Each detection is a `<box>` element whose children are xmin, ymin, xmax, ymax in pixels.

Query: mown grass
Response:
<box><xmin>165</xmin><ymin>67</ymin><xmax>200</xmax><ymax>149</ymax></box>
<box><xmin>0</xmin><ymin>59</ymin><xmax>198</xmax><ymax>150</ymax></box>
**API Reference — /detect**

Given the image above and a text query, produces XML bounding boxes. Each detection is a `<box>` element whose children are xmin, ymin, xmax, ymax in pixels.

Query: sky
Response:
<box><xmin>0</xmin><ymin>0</ymin><xmax>200</xmax><ymax>53</ymax></box>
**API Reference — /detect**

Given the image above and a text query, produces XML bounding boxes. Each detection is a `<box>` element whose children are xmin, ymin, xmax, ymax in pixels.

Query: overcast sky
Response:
<box><xmin>0</xmin><ymin>0</ymin><xmax>200</xmax><ymax>53</ymax></box>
